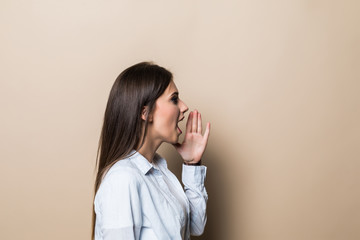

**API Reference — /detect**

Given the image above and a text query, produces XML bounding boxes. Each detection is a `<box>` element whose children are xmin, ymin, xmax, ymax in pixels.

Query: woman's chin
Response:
<box><xmin>167</xmin><ymin>134</ymin><xmax>179</xmax><ymax>144</ymax></box>
<box><xmin>172</xmin><ymin>137</ymin><xmax>179</xmax><ymax>144</ymax></box>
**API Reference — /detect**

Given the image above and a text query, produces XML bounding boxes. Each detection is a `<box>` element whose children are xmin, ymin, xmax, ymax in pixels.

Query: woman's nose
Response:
<box><xmin>180</xmin><ymin>99</ymin><xmax>189</xmax><ymax>113</ymax></box>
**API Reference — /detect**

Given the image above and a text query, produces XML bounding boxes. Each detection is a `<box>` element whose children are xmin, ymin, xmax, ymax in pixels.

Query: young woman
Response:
<box><xmin>92</xmin><ymin>62</ymin><xmax>211</xmax><ymax>240</ymax></box>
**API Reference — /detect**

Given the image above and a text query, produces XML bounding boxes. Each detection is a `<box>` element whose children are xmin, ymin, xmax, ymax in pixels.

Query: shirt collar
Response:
<box><xmin>153</xmin><ymin>154</ymin><xmax>168</xmax><ymax>168</ymax></box>
<box><xmin>129</xmin><ymin>150</ymin><xmax>168</xmax><ymax>175</ymax></box>
<box><xmin>129</xmin><ymin>150</ymin><xmax>153</xmax><ymax>175</ymax></box>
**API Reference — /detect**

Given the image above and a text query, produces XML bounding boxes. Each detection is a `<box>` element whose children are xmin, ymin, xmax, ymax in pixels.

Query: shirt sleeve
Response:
<box><xmin>182</xmin><ymin>164</ymin><xmax>208</xmax><ymax>236</ymax></box>
<box><xmin>95</xmin><ymin>170</ymin><xmax>142</xmax><ymax>240</ymax></box>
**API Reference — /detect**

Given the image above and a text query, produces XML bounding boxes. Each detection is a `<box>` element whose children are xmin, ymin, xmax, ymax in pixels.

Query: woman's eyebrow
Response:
<box><xmin>170</xmin><ymin>91</ymin><xmax>179</xmax><ymax>97</ymax></box>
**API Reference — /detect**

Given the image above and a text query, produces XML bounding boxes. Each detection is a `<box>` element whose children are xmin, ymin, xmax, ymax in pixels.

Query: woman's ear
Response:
<box><xmin>141</xmin><ymin>106</ymin><xmax>153</xmax><ymax>122</ymax></box>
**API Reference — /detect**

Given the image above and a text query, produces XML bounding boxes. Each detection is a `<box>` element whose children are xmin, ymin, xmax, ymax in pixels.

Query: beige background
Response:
<box><xmin>1</xmin><ymin>0</ymin><xmax>359</xmax><ymax>239</ymax></box>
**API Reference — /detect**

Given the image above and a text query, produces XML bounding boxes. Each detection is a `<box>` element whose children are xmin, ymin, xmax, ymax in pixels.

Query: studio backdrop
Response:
<box><xmin>1</xmin><ymin>0</ymin><xmax>359</xmax><ymax>239</ymax></box>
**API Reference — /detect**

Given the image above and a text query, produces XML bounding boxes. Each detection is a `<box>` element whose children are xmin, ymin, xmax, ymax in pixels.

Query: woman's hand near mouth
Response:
<box><xmin>172</xmin><ymin>110</ymin><xmax>210</xmax><ymax>164</ymax></box>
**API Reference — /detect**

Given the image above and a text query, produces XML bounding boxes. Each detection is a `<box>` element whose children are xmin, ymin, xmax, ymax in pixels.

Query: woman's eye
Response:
<box><xmin>171</xmin><ymin>97</ymin><xmax>179</xmax><ymax>104</ymax></box>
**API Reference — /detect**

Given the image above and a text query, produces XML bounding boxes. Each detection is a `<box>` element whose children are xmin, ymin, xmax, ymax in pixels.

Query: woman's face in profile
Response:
<box><xmin>148</xmin><ymin>81</ymin><xmax>189</xmax><ymax>144</ymax></box>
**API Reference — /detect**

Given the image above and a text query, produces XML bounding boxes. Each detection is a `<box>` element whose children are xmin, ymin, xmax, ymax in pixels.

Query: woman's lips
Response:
<box><xmin>177</xmin><ymin>126</ymin><xmax>182</xmax><ymax>134</ymax></box>
<box><xmin>177</xmin><ymin>117</ymin><xmax>184</xmax><ymax>134</ymax></box>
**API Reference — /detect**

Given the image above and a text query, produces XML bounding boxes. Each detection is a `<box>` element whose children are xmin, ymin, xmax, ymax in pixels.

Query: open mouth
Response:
<box><xmin>177</xmin><ymin>117</ymin><xmax>184</xmax><ymax>134</ymax></box>
<box><xmin>177</xmin><ymin>126</ymin><xmax>182</xmax><ymax>134</ymax></box>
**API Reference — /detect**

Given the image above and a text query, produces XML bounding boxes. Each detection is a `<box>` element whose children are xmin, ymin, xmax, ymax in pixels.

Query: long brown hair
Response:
<box><xmin>91</xmin><ymin>62</ymin><xmax>172</xmax><ymax>238</ymax></box>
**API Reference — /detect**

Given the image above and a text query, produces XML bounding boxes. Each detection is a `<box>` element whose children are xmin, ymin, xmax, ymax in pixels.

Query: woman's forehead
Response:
<box><xmin>164</xmin><ymin>81</ymin><xmax>178</xmax><ymax>94</ymax></box>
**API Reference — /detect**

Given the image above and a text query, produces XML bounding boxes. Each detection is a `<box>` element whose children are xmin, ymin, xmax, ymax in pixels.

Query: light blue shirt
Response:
<box><xmin>94</xmin><ymin>151</ymin><xmax>208</xmax><ymax>240</ymax></box>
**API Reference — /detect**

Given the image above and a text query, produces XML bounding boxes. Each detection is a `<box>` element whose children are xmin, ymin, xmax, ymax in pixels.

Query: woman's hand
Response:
<box><xmin>173</xmin><ymin>110</ymin><xmax>210</xmax><ymax>163</ymax></box>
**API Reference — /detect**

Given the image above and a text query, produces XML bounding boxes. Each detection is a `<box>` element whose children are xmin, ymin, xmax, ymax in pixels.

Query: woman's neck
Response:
<box><xmin>138</xmin><ymin>137</ymin><xmax>162</xmax><ymax>163</ymax></box>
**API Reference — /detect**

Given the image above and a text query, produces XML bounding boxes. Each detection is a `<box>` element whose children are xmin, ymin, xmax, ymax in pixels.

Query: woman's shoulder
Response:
<box><xmin>100</xmin><ymin>158</ymin><xmax>143</xmax><ymax>189</ymax></box>
<box><xmin>94</xmin><ymin>159</ymin><xmax>145</xmax><ymax>208</ymax></box>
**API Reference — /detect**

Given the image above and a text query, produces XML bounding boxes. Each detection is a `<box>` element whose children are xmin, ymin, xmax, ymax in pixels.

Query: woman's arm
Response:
<box><xmin>182</xmin><ymin>164</ymin><xmax>208</xmax><ymax>235</ymax></box>
<box><xmin>173</xmin><ymin>109</ymin><xmax>210</xmax><ymax>235</ymax></box>
<box><xmin>94</xmin><ymin>170</ymin><xmax>142</xmax><ymax>240</ymax></box>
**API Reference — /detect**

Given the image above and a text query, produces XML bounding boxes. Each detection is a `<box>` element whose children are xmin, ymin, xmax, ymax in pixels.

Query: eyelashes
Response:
<box><xmin>171</xmin><ymin>96</ymin><xmax>179</xmax><ymax>104</ymax></box>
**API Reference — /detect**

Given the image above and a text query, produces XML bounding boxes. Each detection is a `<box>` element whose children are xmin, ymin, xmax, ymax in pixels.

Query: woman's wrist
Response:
<box><xmin>183</xmin><ymin>160</ymin><xmax>202</xmax><ymax>166</ymax></box>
